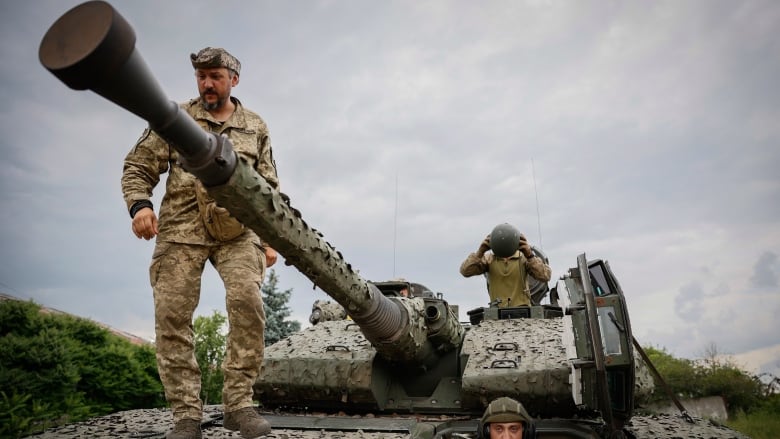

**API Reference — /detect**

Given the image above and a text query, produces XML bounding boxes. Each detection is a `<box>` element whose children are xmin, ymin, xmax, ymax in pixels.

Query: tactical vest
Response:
<box><xmin>487</xmin><ymin>251</ymin><xmax>530</xmax><ymax>307</ymax></box>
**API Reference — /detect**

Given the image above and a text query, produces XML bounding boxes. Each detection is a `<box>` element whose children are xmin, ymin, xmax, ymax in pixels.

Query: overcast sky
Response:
<box><xmin>1</xmin><ymin>1</ymin><xmax>778</xmax><ymax>379</ymax></box>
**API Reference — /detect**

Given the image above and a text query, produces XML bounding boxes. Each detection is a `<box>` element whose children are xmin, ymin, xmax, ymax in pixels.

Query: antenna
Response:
<box><xmin>532</xmin><ymin>158</ymin><xmax>543</xmax><ymax>249</ymax></box>
<box><xmin>393</xmin><ymin>173</ymin><xmax>398</xmax><ymax>277</ymax></box>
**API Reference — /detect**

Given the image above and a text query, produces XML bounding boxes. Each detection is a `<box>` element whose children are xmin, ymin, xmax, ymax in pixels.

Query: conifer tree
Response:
<box><xmin>261</xmin><ymin>269</ymin><xmax>301</xmax><ymax>345</ymax></box>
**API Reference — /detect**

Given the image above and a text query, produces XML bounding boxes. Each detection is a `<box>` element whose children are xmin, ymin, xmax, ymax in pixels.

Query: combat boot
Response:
<box><xmin>223</xmin><ymin>407</ymin><xmax>271</xmax><ymax>438</ymax></box>
<box><xmin>166</xmin><ymin>419</ymin><xmax>202</xmax><ymax>439</ymax></box>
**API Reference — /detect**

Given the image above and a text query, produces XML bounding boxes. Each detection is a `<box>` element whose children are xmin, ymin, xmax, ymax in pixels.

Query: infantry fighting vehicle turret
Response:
<box><xmin>39</xmin><ymin>2</ymin><xmax>748</xmax><ymax>438</ymax></box>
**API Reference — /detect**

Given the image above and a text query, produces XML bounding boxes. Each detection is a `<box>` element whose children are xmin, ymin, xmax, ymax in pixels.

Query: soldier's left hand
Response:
<box><xmin>265</xmin><ymin>247</ymin><xmax>278</xmax><ymax>267</ymax></box>
<box><xmin>518</xmin><ymin>233</ymin><xmax>533</xmax><ymax>258</ymax></box>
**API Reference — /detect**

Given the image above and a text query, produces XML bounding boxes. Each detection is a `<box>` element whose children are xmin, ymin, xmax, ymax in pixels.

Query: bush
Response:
<box><xmin>644</xmin><ymin>345</ymin><xmax>766</xmax><ymax>416</ymax></box>
<box><xmin>699</xmin><ymin>363</ymin><xmax>762</xmax><ymax>414</ymax></box>
<box><xmin>643</xmin><ymin>346</ymin><xmax>701</xmax><ymax>400</ymax></box>
<box><xmin>0</xmin><ymin>299</ymin><xmax>164</xmax><ymax>437</ymax></box>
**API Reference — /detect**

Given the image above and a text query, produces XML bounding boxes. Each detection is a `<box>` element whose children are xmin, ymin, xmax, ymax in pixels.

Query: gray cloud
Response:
<box><xmin>675</xmin><ymin>282</ymin><xmax>706</xmax><ymax>322</ymax></box>
<box><xmin>1</xmin><ymin>0</ymin><xmax>779</xmax><ymax>377</ymax></box>
<box><xmin>646</xmin><ymin>251</ymin><xmax>779</xmax><ymax>369</ymax></box>
<box><xmin>751</xmin><ymin>251</ymin><xmax>779</xmax><ymax>288</ymax></box>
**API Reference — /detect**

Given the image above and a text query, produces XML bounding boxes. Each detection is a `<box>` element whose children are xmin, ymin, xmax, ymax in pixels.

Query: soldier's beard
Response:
<box><xmin>200</xmin><ymin>90</ymin><xmax>226</xmax><ymax>111</ymax></box>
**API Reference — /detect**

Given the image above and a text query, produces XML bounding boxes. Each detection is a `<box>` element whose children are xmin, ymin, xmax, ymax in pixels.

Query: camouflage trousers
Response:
<box><xmin>149</xmin><ymin>236</ymin><xmax>267</xmax><ymax>422</ymax></box>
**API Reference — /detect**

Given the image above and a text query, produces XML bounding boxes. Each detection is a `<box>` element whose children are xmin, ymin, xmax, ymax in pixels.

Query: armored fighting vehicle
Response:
<box><xmin>38</xmin><ymin>2</ymin><xmax>748</xmax><ymax>438</ymax></box>
<box><xmin>253</xmin><ymin>256</ymin><xmax>655</xmax><ymax>439</ymax></box>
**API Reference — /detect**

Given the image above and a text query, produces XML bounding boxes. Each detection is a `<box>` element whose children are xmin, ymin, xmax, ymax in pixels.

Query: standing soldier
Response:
<box><xmin>460</xmin><ymin>223</ymin><xmax>551</xmax><ymax>307</ymax></box>
<box><xmin>122</xmin><ymin>47</ymin><xmax>277</xmax><ymax>439</ymax></box>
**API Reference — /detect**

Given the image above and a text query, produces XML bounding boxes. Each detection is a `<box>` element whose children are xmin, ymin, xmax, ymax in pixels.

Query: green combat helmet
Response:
<box><xmin>479</xmin><ymin>397</ymin><xmax>534</xmax><ymax>439</ymax></box>
<box><xmin>490</xmin><ymin>223</ymin><xmax>521</xmax><ymax>258</ymax></box>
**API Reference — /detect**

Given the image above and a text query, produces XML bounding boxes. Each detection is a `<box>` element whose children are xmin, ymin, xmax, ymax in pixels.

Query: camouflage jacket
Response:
<box><xmin>121</xmin><ymin>97</ymin><xmax>279</xmax><ymax>245</ymax></box>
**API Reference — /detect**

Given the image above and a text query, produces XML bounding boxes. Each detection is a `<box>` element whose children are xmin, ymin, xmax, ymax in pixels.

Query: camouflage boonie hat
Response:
<box><xmin>190</xmin><ymin>47</ymin><xmax>241</xmax><ymax>75</ymax></box>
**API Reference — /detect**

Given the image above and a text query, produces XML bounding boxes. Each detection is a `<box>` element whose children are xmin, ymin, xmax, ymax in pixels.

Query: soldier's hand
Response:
<box><xmin>477</xmin><ymin>235</ymin><xmax>491</xmax><ymax>256</ymax></box>
<box><xmin>518</xmin><ymin>233</ymin><xmax>533</xmax><ymax>258</ymax></box>
<box><xmin>132</xmin><ymin>207</ymin><xmax>158</xmax><ymax>240</ymax></box>
<box><xmin>265</xmin><ymin>247</ymin><xmax>278</xmax><ymax>268</ymax></box>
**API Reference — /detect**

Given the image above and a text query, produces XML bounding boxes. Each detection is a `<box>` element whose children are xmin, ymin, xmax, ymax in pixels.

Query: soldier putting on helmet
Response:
<box><xmin>460</xmin><ymin>224</ymin><xmax>551</xmax><ymax>307</ymax></box>
<box><xmin>480</xmin><ymin>397</ymin><xmax>535</xmax><ymax>439</ymax></box>
<box><xmin>122</xmin><ymin>47</ymin><xmax>277</xmax><ymax>439</ymax></box>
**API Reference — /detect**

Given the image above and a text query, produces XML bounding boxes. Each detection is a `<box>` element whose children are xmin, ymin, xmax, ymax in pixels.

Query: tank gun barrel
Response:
<box><xmin>39</xmin><ymin>0</ymin><xmax>461</xmax><ymax>364</ymax></box>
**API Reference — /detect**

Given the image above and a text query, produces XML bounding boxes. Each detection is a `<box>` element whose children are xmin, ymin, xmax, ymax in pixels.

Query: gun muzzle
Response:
<box><xmin>39</xmin><ymin>0</ymin><xmax>235</xmax><ymax>186</ymax></box>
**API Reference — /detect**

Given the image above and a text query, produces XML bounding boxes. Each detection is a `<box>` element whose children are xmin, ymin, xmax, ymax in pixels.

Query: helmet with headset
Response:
<box><xmin>479</xmin><ymin>396</ymin><xmax>535</xmax><ymax>439</ymax></box>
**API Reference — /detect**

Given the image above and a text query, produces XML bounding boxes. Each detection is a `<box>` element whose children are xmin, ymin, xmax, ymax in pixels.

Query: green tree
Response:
<box><xmin>193</xmin><ymin>310</ymin><xmax>227</xmax><ymax>405</ymax></box>
<box><xmin>0</xmin><ymin>299</ymin><xmax>164</xmax><ymax>438</ymax></box>
<box><xmin>261</xmin><ymin>269</ymin><xmax>301</xmax><ymax>345</ymax></box>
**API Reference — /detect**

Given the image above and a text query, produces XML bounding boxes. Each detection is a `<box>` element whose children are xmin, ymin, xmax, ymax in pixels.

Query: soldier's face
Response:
<box><xmin>488</xmin><ymin>422</ymin><xmax>524</xmax><ymax>439</ymax></box>
<box><xmin>196</xmin><ymin>67</ymin><xmax>238</xmax><ymax>110</ymax></box>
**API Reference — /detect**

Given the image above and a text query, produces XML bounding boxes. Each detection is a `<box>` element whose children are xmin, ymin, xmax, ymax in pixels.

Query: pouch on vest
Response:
<box><xmin>194</xmin><ymin>181</ymin><xmax>245</xmax><ymax>241</ymax></box>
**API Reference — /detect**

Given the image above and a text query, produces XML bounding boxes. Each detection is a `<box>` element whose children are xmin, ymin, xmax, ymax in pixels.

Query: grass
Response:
<box><xmin>727</xmin><ymin>408</ymin><xmax>780</xmax><ymax>439</ymax></box>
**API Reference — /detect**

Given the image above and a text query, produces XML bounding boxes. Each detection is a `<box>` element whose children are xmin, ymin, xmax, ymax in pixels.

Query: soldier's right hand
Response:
<box><xmin>477</xmin><ymin>234</ymin><xmax>491</xmax><ymax>256</ymax></box>
<box><xmin>132</xmin><ymin>207</ymin><xmax>159</xmax><ymax>240</ymax></box>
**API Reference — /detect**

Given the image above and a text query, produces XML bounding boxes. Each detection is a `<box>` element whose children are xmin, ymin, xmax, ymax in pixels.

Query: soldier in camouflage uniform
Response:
<box><xmin>121</xmin><ymin>47</ymin><xmax>277</xmax><ymax>439</ymax></box>
<box><xmin>460</xmin><ymin>224</ymin><xmax>551</xmax><ymax>307</ymax></box>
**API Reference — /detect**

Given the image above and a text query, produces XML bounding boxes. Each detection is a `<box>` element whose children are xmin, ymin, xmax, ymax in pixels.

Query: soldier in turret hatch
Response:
<box><xmin>122</xmin><ymin>47</ymin><xmax>277</xmax><ymax>439</ymax></box>
<box><xmin>479</xmin><ymin>396</ymin><xmax>535</xmax><ymax>439</ymax></box>
<box><xmin>460</xmin><ymin>223</ymin><xmax>551</xmax><ymax>307</ymax></box>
